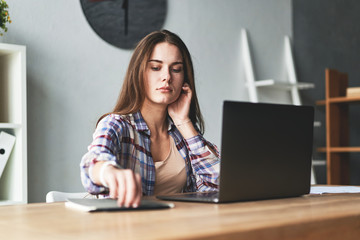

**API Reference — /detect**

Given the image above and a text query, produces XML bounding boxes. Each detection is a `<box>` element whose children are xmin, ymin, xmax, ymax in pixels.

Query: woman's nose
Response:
<box><xmin>162</xmin><ymin>69</ymin><xmax>171</xmax><ymax>82</ymax></box>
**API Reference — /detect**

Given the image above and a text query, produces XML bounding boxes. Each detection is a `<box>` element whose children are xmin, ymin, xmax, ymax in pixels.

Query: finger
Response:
<box><xmin>132</xmin><ymin>174</ymin><xmax>142</xmax><ymax>208</ymax></box>
<box><xmin>104</xmin><ymin>166</ymin><xmax>118</xmax><ymax>199</ymax></box>
<box><xmin>124</xmin><ymin>170</ymin><xmax>137</xmax><ymax>208</ymax></box>
<box><xmin>107</xmin><ymin>177</ymin><xmax>118</xmax><ymax>199</ymax></box>
<box><xmin>182</xmin><ymin>84</ymin><xmax>192</xmax><ymax>97</ymax></box>
<box><xmin>182</xmin><ymin>85</ymin><xmax>190</xmax><ymax>91</ymax></box>
<box><xmin>116</xmin><ymin>173</ymin><xmax>126</xmax><ymax>207</ymax></box>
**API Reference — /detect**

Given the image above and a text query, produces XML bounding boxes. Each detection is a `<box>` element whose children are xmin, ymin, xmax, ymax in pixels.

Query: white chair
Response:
<box><xmin>46</xmin><ymin>191</ymin><xmax>94</xmax><ymax>203</ymax></box>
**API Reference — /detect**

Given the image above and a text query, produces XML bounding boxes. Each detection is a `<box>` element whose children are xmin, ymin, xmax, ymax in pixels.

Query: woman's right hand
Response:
<box><xmin>93</xmin><ymin>162</ymin><xmax>142</xmax><ymax>208</ymax></box>
<box><xmin>104</xmin><ymin>166</ymin><xmax>142</xmax><ymax>208</ymax></box>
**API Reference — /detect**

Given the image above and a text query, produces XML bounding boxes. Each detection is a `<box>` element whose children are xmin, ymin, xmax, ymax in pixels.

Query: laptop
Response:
<box><xmin>157</xmin><ymin>101</ymin><xmax>314</xmax><ymax>203</ymax></box>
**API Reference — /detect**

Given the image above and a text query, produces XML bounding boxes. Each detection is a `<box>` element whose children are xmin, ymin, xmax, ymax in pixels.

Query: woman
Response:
<box><xmin>80</xmin><ymin>30</ymin><xmax>220</xmax><ymax>208</ymax></box>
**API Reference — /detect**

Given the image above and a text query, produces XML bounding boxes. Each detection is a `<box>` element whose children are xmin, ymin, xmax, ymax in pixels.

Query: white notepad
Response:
<box><xmin>65</xmin><ymin>198</ymin><xmax>174</xmax><ymax>212</ymax></box>
<box><xmin>310</xmin><ymin>186</ymin><xmax>360</xmax><ymax>194</ymax></box>
<box><xmin>0</xmin><ymin>131</ymin><xmax>16</xmax><ymax>178</ymax></box>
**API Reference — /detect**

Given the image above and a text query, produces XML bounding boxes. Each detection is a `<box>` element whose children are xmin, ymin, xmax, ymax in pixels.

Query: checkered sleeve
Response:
<box><xmin>184</xmin><ymin>134</ymin><xmax>220</xmax><ymax>192</ymax></box>
<box><xmin>80</xmin><ymin>115</ymin><xmax>122</xmax><ymax>195</ymax></box>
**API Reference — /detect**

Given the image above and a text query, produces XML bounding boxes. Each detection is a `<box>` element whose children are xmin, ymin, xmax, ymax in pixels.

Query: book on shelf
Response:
<box><xmin>346</xmin><ymin>87</ymin><xmax>360</xmax><ymax>97</ymax></box>
<box><xmin>0</xmin><ymin>131</ymin><xmax>16</xmax><ymax>179</ymax></box>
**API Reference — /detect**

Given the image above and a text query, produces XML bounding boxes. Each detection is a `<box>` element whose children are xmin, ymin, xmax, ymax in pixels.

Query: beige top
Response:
<box><xmin>154</xmin><ymin>137</ymin><xmax>187</xmax><ymax>195</ymax></box>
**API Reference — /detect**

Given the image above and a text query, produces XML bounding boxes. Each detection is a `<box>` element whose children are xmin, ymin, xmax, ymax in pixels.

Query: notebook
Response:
<box><xmin>157</xmin><ymin>101</ymin><xmax>314</xmax><ymax>203</ymax></box>
<box><xmin>65</xmin><ymin>198</ymin><xmax>174</xmax><ymax>212</ymax></box>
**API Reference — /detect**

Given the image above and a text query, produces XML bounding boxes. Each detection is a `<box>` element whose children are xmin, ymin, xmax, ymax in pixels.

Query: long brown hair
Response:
<box><xmin>98</xmin><ymin>30</ymin><xmax>205</xmax><ymax>134</ymax></box>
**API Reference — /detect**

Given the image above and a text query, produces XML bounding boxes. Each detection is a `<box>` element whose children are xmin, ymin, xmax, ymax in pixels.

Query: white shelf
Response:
<box><xmin>0</xmin><ymin>200</ymin><xmax>24</xmax><ymax>206</ymax></box>
<box><xmin>242</xmin><ymin>29</ymin><xmax>314</xmax><ymax>105</ymax></box>
<box><xmin>314</xmin><ymin>121</ymin><xmax>321</xmax><ymax>127</ymax></box>
<box><xmin>0</xmin><ymin>43</ymin><xmax>27</xmax><ymax>205</ymax></box>
<box><xmin>312</xmin><ymin>160</ymin><xmax>326</xmax><ymax>166</ymax></box>
<box><xmin>0</xmin><ymin>123</ymin><xmax>22</xmax><ymax>129</ymax></box>
<box><xmin>249</xmin><ymin>79</ymin><xmax>315</xmax><ymax>90</ymax></box>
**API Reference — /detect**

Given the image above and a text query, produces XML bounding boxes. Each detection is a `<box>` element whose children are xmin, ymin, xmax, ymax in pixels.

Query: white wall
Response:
<box><xmin>3</xmin><ymin>0</ymin><xmax>292</xmax><ymax>202</ymax></box>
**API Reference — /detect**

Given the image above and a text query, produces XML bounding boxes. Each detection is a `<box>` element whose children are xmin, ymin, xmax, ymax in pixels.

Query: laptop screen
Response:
<box><xmin>219</xmin><ymin>101</ymin><xmax>314</xmax><ymax>202</ymax></box>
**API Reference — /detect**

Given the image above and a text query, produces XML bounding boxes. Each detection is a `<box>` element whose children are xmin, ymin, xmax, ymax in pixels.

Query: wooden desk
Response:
<box><xmin>1</xmin><ymin>194</ymin><xmax>360</xmax><ymax>239</ymax></box>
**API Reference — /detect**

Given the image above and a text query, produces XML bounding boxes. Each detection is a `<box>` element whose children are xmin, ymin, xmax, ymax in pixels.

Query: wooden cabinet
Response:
<box><xmin>0</xmin><ymin>43</ymin><xmax>27</xmax><ymax>205</ymax></box>
<box><xmin>316</xmin><ymin>68</ymin><xmax>360</xmax><ymax>185</ymax></box>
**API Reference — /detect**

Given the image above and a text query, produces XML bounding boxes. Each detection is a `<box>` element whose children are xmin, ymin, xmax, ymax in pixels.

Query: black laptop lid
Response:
<box><xmin>219</xmin><ymin>101</ymin><xmax>314</xmax><ymax>202</ymax></box>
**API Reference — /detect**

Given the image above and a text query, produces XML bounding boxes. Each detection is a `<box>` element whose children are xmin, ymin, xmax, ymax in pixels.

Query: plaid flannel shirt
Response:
<box><xmin>80</xmin><ymin>111</ymin><xmax>220</xmax><ymax>196</ymax></box>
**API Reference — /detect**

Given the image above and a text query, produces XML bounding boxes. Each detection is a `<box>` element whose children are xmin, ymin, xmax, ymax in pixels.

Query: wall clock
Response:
<box><xmin>80</xmin><ymin>0</ymin><xmax>167</xmax><ymax>49</ymax></box>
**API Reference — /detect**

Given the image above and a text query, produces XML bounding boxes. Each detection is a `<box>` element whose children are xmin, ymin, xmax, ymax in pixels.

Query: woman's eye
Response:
<box><xmin>151</xmin><ymin>66</ymin><xmax>160</xmax><ymax>71</ymax></box>
<box><xmin>172</xmin><ymin>68</ymin><xmax>182</xmax><ymax>73</ymax></box>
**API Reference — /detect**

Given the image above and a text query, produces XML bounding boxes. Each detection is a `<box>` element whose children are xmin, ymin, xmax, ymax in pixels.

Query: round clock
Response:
<box><xmin>80</xmin><ymin>0</ymin><xmax>167</xmax><ymax>49</ymax></box>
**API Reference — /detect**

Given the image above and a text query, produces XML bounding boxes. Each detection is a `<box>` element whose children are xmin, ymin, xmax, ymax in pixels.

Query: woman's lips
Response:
<box><xmin>157</xmin><ymin>86</ymin><xmax>172</xmax><ymax>92</ymax></box>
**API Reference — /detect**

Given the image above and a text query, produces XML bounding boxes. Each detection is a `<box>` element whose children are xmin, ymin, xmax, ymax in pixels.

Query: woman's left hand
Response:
<box><xmin>168</xmin><ymin>83</ymin><xmax>192</xmax><ymax>124</ymax></box>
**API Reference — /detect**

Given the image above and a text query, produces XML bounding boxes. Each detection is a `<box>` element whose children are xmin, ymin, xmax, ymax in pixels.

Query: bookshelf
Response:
<box><xmin>0</xmin><ymin>43</ymin><xmax>27</xmax><ymax>205</ymax></box>
<box><xmin>316</xmin><ymin>68</ymin><xmax>360</xmax><ymax>185</ymax></box>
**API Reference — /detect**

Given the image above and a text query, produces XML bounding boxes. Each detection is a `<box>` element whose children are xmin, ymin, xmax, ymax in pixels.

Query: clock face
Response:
<box><xmin>80</xmin><ymin>0</ymin><xmax>167</xmax><ymax>49</ymax></box>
